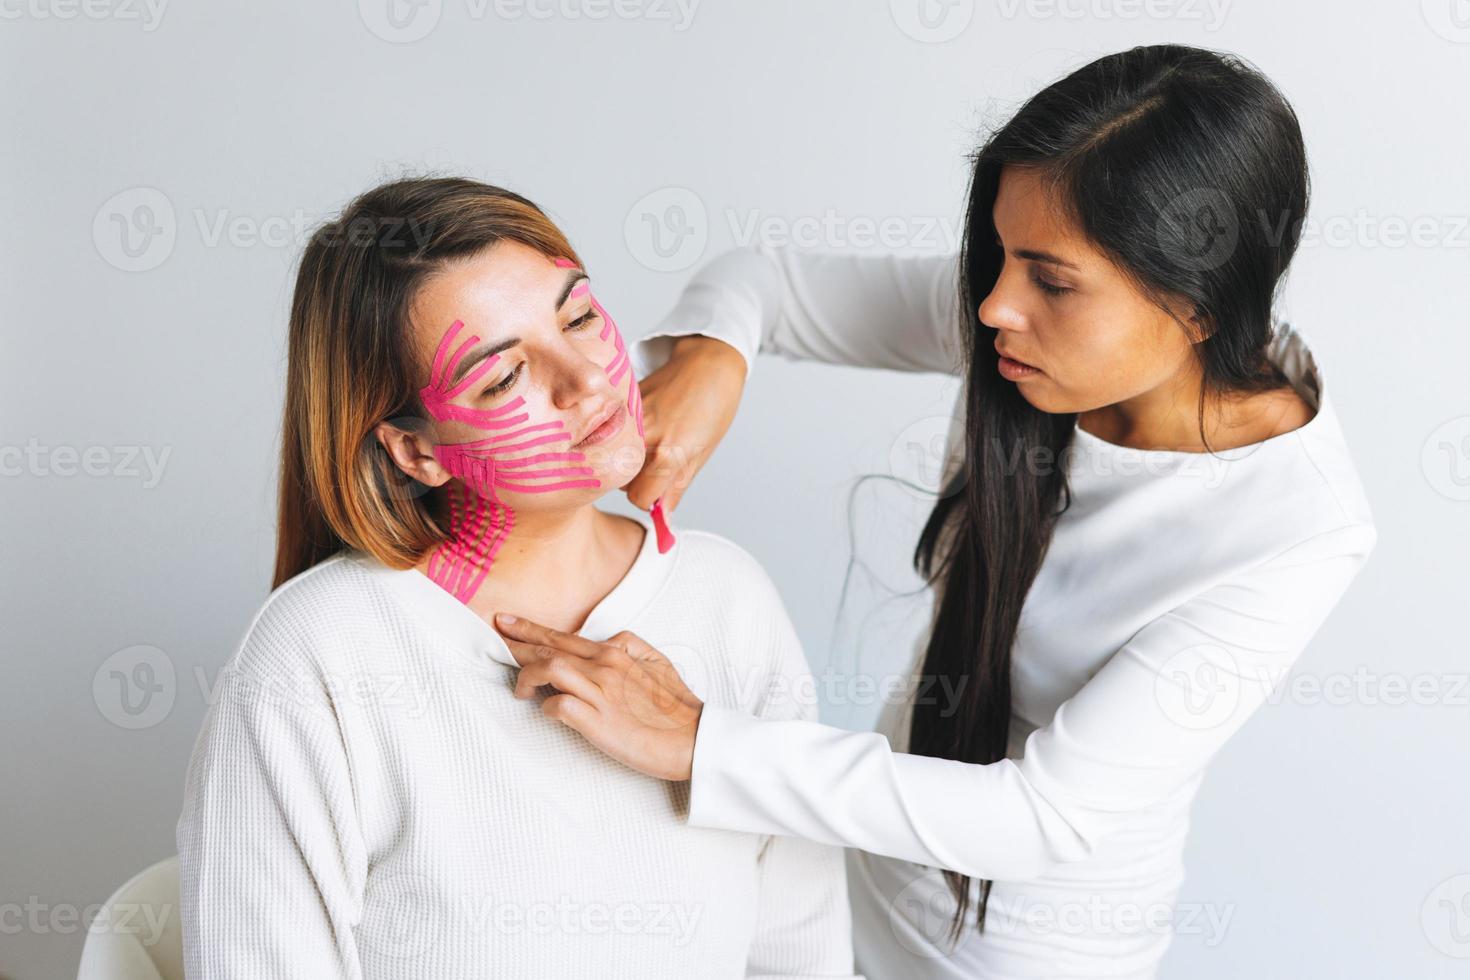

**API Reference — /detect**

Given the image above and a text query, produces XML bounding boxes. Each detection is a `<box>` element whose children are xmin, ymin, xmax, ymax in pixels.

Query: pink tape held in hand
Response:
<box><xmin>650</xmin><ymin>498</ymin><xmax>676</xmax><ymax>554</ymax></box>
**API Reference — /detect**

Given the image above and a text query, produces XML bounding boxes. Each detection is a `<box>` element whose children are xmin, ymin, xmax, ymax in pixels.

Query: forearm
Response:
<box><xmin>685</xmin><ymin>525</ymin><xmax>1376</xmax><ymax>883</ymax></box>
<box><xmin>632</xmin><ymin>244</ymin><xmax>963</xmax><ymax>379</ymax></box>
<box><xmin>687</xmin><ymin>705</ymin><xmax>1093</xmax><ymax>883</ymax></box>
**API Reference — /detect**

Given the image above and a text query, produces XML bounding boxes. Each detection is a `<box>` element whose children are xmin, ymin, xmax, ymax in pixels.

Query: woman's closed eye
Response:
<box><xmin>478</xmin><ymin>301</ymin><xmax>604</xmax><ymax>398</ymax></box>
<box><xmin>484</xmin><ymin>363</ymin><xmax>524</xmax><ymax>397</ymax></box>
<box><xmin>1032</xmin><ymin>273</ymin><xmax>1070</xmax><ymax>297</ymax></box>
<box><xmin>566</xmin><ymin>307</ymin><xmax>599</xmax><ymax>332</ymax></box>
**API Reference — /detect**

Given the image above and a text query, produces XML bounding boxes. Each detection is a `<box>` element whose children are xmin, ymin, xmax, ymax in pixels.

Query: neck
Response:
<box><xmin>1079</xmin><ymin>359</ymin><xmax>1212</xmax><ymax>451</ymax></box>
<box><xmin>1078</xmin><ymin>358</ymin><xmax>1303</xmax><ymax>453</ymax></box>
<box><xmin>420</xmin><ymin>483</ymin><xmax>613</xmax><ymax>613</ymax></box>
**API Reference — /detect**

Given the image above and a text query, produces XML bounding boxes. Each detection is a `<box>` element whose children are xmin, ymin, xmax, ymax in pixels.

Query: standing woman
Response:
<box><xmin>496</xmin><ymin>46</ymin><xmax>1377</xmax><ymax>978</ymax></box>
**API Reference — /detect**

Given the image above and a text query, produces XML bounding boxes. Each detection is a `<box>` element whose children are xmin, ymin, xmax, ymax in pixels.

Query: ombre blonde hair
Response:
<box><xmin>274</xmin><ymin>177</ymin><xmax>580</xmax><ymax>588</ymax></box>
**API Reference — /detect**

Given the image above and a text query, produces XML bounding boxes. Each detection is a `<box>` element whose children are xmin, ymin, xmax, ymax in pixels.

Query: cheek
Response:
<box><xmin>1030</xmin><ymin>306</ymin><xmax>1184</xmax><ymax>411</ymax></box>
<box><xmin>430</xmin><ymin>309</ymin><xmax>649</xmax><ymax>503</ymax></box>
<box><xmin>579</xmin><ymin>431</ymin><xmax>647</xmax><ymax>490</ymax></box>
<box><xmin>584</xmin><ymin>294</ymin><xmax>648</xmax><ymax>487</ymax></box>
<box><xmin>420</xmin><ymin>318</ymin><xmax>598</xmax><ymax>501</ymax></box>
<box><xmin>588</xmin><ymin>293</ymin><xmax>643</xmax><ymax>438</ymax></box>
<box><xmin>433</xmin><ymin>391</ymin><xmax>603</xmax><ymax>503</ymax></box>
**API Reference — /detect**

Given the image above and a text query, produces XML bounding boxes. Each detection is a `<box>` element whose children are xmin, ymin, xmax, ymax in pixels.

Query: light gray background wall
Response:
<box><xmin>3</xmin><ymin>1</ymin><xmax>1467</xmax><ymax>977</ymax></box>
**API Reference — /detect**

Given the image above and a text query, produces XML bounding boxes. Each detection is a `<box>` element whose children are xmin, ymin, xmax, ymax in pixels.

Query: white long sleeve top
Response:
<box><xmin>631</xmin><ymin>245</ymin><xmax>1378</xmax><ymax>979</ymax></box>
<box><xmin>176</xmin><ymin>512</ymin><xmax>860</xmax><ymax>980</ymax></box>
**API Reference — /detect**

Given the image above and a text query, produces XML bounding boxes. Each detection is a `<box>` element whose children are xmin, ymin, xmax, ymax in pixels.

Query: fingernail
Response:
<box><xmin>497</xmin><ymin>613</ymin><xmax>517</xmax><ymax>625</ymax></box>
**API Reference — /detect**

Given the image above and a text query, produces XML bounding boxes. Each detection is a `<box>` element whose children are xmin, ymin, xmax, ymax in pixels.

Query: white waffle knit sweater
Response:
<box><xmin>176</xmin><ymin>513</ymin><xmax>859</xmax><ymax>980</ymax></box>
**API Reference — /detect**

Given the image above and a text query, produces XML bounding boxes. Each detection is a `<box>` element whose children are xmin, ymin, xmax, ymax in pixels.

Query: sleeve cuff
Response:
<box><xmin>630</xmin><ymin>328</ymin><xmax>754</xmax><ymax>381</ymax></box>
<box><xmin>687</xmin><ymin>702</ymin><xmax>767</xmax><ymax>832</ymax></box>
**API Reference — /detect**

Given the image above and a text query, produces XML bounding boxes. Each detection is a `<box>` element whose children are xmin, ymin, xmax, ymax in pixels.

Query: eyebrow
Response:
<box><xmin>448</xmin><ymin>336</ymin><xmax>520</xmax><ymax>387</ymax></box>
<box><xmin>1013</xmin><ymin>247</ymin><xmax>1081</xmax><ymax>272</ymax></box>
<box><xmin>555</xmin><ymin>268</ymin><xmax>587</xmax><ymax>308</ymax></box>
<box><xmin>445</xmin><ymin>270</ymin><xmax>591</xmax><ymax>387</ymax></box>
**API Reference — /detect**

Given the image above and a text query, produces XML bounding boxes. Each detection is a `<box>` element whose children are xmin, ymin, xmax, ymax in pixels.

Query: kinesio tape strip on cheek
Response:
<box><xmin>579</xmin><ymin>282</ymin><xmax>665</xmax><ymax>552</ymax></box>
<box><xmin>588</xmin><ymin>295</ymin><xmax>644</xmax><ymax>439</ymax></box>
<box><xmin>418</xmin><ymin>311</ymin><xmax>606</xmax><ymax>605</ymax></box>
<box><xmin>552</xmin><ymin>255</ymin><xmax>645</xmax><ymax>439</ymax></box>
<box><xmin>425</xmin><ymin>426</ymin><xmax>600</xmax><ymax>603</ymax></box>
<box><xmin>425</xmin><ymin>424</ymin><xmax>600</xmax><ymax>604</ymax></box>
<box><xmin>433</xmin><ymin>433</ymin><xmax>601</xmax><ymax>497</ymax></box>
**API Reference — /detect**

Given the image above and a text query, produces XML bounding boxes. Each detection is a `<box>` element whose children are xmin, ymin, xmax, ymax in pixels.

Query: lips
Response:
<box><xmin>995</xmin><ymin>344</ymin><xmax>1042</xmax><ymax>381</ymax></box>
<box><xmin>572</xmin><ymin>403</ymin><xmax>624</xmax><ymax>448</ymax></box>
<box><xmin>995</xmin><ymin>344</ymin><xmax>1037</xmax><ymax>369</ymax></box>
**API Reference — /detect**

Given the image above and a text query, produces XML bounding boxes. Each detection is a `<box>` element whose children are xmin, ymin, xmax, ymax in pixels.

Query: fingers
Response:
<box><xmin>513</xmin><ymin>654</ymin><xmax>604</xmax><ymax>704</ymax></box>
<box><xmin>624</xmin><ymin>334</ymin><xmax>744</xmax><ymax>514</ymax></box>
<box><xmin>660</xmin><ymin>481</ymin><xmax>687</xmax><ymax>514</ymax></box>
<box><xmin>494</xmin><ymin>614</ymin><xmax>603</xmax><ymax>660</ymax></box>
<box><xmin>605</xmin><ymin>629</ymin><xmax>657</xmax><ymax>660</ymax></box>
<box><xmin>541</xmin><ymin>692</ymin><xmax>600</xmax><ymax>731</ymax></box>
<box><xmin>496</xmin><ymin>635</ymin><xmax>547</xmax><ymax>669</ymax></box>
<box><xmin>624</xmin><ymin>470</ymin><xmax>671</xmax><ymax>513</ymax></box>
<box><xmin>625</xmin><ymin>443</ymin><xmax>688</xmax><ymax>512</ymax></box>
<box><xmin>626</xmin><ymin>452</ymin><xmax>698</xmax><ymax>513</ymax></box>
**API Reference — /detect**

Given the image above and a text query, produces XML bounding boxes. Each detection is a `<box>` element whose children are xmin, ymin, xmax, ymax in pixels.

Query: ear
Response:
<box><xmin>1171</xmin><ymin>297</ymin><xmax>1215</xmax><ymax>343</ymax></box>
<box><xmin>1189</xmin><ymin>307</ymin><xmax>1217</xmax><ymax>342</ymax></box>
<box><xmin>375</xmin><ymin>419</ymin><xmax>451</xmax><ymax>489</ymax></box>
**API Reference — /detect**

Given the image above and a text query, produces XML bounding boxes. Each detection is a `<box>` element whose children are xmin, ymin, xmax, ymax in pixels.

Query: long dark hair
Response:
<box><xmin>908</xmin><ymin>45</ymin><xmax>1309</xmax><ymax>937</ymax></box>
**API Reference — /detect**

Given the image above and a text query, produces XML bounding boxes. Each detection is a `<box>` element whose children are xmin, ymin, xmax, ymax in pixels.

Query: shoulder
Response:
<box><xmin>1177</xmin><ymin>382</ymin><xmax>1377</xmax><ymax>562</ymax></box>
<box><xmin>185</xmin><ymin>555</ymin><xmax>391</xmax><ymax>763</ymax></box>
<box><xmin>225</xmin><ymin>552</ymin><xmax>393</xmax><ymax>688</ymax></box>
<box><xmin>1257</xmin><ymin>322</ymin><xmax>1377</xmax><ymax>534</ymax></box>
<box><xmin>659</xmin><ymin>528</ymin><xmax>816</xmax><ymax>718</ymax></box>
<box><xmin>668</xmin><ymin>528</ymin><xmax>788</xmax><ymax>608</ymax></box>
<box><xmin>1226</xmin><ymin>393</ymin><xmax>1378</xmax><ymax>565</ymax></box>
<box><xmin>1288</xmin><ymin>394</ymin><xmax>1377</xmax><ymax>535</ymax></box>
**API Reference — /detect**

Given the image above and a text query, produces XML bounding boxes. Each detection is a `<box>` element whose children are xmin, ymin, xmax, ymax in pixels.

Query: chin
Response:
<box><xmin>1012</xmin><ymin>378</ymin><xmax>1097</xmax><ymax>416</ymax></box>
<box><xmin>584</xmin><ymin>440</ymin><xmax>647</xmax><ymax>490</ymax></box>
<box><xmin>1013</xmin><ymin>380</ymin><xmax>1067</xmax><ymax>414</ymax></box>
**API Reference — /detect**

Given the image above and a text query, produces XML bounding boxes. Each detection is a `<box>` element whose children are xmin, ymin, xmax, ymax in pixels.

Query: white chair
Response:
<box><xmin>76</xmin><ymin>856</ymin><xmax>184</xmax><ymax>980</ymax></box>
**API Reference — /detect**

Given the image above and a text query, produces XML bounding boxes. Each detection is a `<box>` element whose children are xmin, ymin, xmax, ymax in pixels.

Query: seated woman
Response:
<box><xmin>175</xmin><ymin>177</ymin><xmax>857</xmax><ymax>980</ymax></box>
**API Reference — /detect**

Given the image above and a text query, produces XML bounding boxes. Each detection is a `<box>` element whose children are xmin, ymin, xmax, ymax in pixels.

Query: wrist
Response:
<box><xmin>669</xmin><ymin>334</ymin><xmax>748</xmax><ymax>380</ymax></box>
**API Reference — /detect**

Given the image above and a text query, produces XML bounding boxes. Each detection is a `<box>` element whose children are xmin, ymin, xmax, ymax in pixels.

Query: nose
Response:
<box><xmin>977</xmin><ymin>272</ymin><xmax>1028</xmax><ymax>335</ymax></box>
<box><xmin>548</xmin><ymin>335</ymin><xmax>618</xmax><ymax>420</ymax></box>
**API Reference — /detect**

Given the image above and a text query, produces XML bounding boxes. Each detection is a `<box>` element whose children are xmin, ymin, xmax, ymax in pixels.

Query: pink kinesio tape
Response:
<box><xmin>650</xmin><ymin>498</ymin><xmax>676</xmax><ymax>554</ymax></box>
<box><xmin>418</xmin><ymin>261</ymin><xmax>652</xmax><ymax>605</ymax></box>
